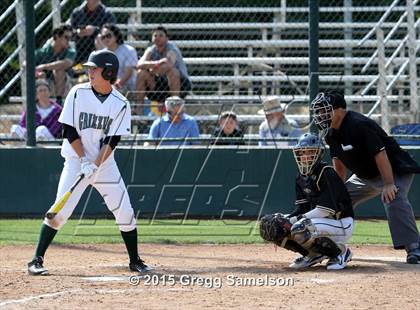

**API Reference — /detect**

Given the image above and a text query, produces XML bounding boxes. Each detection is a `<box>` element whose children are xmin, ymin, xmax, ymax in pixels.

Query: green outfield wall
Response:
<box><xmin>1</xmin><ymin>147</ymin><xmax>419</xmax><ymax>218</ymax></box>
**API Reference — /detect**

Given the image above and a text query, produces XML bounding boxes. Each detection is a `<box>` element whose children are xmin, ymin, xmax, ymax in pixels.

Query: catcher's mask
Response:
<box><xmin>310</xmin><ymin>91</ymin><xmax>346</xmax><ymax>131</ymax></box>
<box><xmin>293</xmin><ymin>132</ymin><xmax>325</xmax><ymax>176</ymax></box>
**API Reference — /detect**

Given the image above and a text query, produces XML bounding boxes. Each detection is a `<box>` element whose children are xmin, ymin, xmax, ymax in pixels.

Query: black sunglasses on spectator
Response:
<box><xmin>101</xmin><ymin>33</ymin><xmax>113</xmax><ymax>40</ymax></box>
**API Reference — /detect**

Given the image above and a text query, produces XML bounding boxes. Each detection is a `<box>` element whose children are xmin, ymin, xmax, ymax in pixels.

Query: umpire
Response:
<box><xmin>310</xmin><ymin>91</ymin><xmax>420</xmax><ymax>264</ymax></box>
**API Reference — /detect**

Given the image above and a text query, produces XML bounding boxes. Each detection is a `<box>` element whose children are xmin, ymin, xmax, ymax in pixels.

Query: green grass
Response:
<box><xmin>0</xmin><ymin>219</ymin><xmax>419</xmax><ymax>245</ymax></box>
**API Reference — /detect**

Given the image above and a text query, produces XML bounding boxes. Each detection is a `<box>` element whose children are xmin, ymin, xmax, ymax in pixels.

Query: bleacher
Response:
<box><xmin>108</xmin><ymin>3</ymin><xmax>416</xmax><ymax>98</ymax></box>
<box><xmin>0</xmin><ymin>1</ymin><xmax>418</xmax><ymax>140</ymax></box>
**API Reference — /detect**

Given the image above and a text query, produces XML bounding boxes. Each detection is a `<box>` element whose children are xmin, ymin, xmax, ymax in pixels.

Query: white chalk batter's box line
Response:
<box><xmin>0</xmin><ymin>287</ymin><xmax>185</xmax><ymax>307</ymax></box>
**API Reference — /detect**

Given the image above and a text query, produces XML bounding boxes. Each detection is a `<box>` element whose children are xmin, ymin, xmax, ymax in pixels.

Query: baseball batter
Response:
<box><xmin>28</xmin><ymin>50</ymin><xmax>151</xmax><ymax>275</ymax></box>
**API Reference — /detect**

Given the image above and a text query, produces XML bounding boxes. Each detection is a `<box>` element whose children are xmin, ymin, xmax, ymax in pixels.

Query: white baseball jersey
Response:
<box><xmin>58</xmin><ymin>83</ymin><xmax>131</xmax><ymax>162</ymax></box>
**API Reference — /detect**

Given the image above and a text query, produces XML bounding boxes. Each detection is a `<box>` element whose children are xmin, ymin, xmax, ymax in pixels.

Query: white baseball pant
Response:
<box><xmin>44</xmin><ymin>156</ymin><xmax>136</xmax><ymax>232</ymax></box>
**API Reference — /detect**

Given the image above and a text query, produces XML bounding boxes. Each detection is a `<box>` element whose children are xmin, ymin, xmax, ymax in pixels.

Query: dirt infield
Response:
<box><xmin>1</xmin><ymin>244</ymin><xmax>419</xmax><ymax>309</ymax></box>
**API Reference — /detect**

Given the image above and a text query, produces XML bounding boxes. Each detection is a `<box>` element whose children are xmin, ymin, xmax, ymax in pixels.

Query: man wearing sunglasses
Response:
<box><xmin>35</xmin><ymin>24</ymin><xmax>76</xmax><ymax>104</ymax></box>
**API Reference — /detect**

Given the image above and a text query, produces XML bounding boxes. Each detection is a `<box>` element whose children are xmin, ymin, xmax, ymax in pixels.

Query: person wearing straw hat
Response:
<box><xmin>258</xmin><ymin>96</ymin><xmax>301</xmax><ymax>147</ymax></box>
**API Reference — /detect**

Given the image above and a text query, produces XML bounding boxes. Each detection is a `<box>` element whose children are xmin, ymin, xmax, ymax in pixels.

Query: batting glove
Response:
<box><xmin>80</xmin><ymin>157</ymin><xmax>98</xmax><ymax>179</ymax></box>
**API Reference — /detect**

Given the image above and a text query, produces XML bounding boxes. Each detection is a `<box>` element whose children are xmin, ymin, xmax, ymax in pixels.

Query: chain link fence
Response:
<box><xmin>0</xmin><ymin>0</ymin><xmax>419</xmax><ymax>144</ymax></box>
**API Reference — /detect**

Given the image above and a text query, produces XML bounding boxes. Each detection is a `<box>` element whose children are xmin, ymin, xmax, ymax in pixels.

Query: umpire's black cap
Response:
<box><xmin>83</xmin><ymin>49</ymin><xmax>119</xmax><ymax>81</ymax></box>
<box><xmin>327</xmin><ymin>91</ymin><xmax>346</xmax><ymax>109</ymax></box>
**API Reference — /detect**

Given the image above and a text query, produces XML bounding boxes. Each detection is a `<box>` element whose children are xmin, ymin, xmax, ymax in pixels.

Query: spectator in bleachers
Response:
<box><xmin>145</xmin><ymin>96</ymin><xmax>199</xmax><ymax>146</ymax></box>
<box><xmin>35</xmin><ymin>24</ymin><xmax>75</xmax><ymax>104</ymax></box>
<box><xmin>258</xmin><ymin>96</ymin><xmax>301</xmax><ymax>147</ymax></box>
<box><xmin>70</xmin><ymin>0</ymin><xmax>116</xmax><ymax>64</ymax></box>
<box><xmin>212</xmin><ymin>111</ymin><xmax>245</xmax><ymax>145</ymax></box>
<box><xmin>95</xmin><ymin>23</ymin><xmax>138</xmax><ymax>94</ymax></box>
<box><xmin>136</xmin><ymin>26</ymin><xmax>191</xmax><ymax>115</ymax></box>
<box><xmin>10</xmin><ymin>79</ymin><xmax>62</xmax><ymax>140</ymax></box>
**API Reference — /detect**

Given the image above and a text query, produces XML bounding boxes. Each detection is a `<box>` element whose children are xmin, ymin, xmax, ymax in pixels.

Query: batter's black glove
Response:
<box><xmin>259</xmin><ymin>213</ymin><xmax>292</xmax><ymax>245</ymax></box>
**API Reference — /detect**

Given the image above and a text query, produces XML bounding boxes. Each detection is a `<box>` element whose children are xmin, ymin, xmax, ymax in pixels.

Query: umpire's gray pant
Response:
<box><xmin>346</xmin><ymin>173</ymin><xmax>419</xmax><ymax>249</ymax></box>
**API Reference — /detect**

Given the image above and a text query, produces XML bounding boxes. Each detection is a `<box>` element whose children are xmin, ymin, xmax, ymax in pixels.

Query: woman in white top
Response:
<box><xmin>96</xmin><ymin>23</ymin><xmax>138</xmax><ymax>93</ymax></box>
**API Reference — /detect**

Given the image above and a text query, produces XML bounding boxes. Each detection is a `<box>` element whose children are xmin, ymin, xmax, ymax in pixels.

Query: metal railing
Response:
<box><xmin>110</xmin><ymin>5</ymin><xmax>420</xmax><ymax>14</ymax></box>
<box><xmin>0</xmin><ymin>0</ymin><xmax>71</xmax><ymax>100</ymax></box>
<box><xmin>359</xmin><ymin>0</ymin><xmax>420</xmax><ymax>131</ymax></box>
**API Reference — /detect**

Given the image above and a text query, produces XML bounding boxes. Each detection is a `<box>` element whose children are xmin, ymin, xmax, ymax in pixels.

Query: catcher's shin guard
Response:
<box><xmin>283</xmin><ymin>240</ymin><xmax>309</xmax><ymax>256</ymax></box>
<box><xmin>290</xmin><ymin>218</ymin><xmax>317</xmax><ymax>248</ymax></box>
<box><xmin>312</xmin><ymin>237</ymin><xmax>342</xmax><ymax>258</ymax></box>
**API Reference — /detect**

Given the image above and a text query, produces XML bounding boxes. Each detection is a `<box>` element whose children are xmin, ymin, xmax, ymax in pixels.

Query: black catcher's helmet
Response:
<box><xmin>293</xmin><ymin>132</ymin><xmax>325</xmax><ymax>176</ymax></box>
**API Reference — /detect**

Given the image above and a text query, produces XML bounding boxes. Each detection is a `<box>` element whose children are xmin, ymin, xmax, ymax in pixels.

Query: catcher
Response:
<box><xmin>260</xmin><ymin>132</ymin><xmax>354</xmax><ymax>270</ymax></box>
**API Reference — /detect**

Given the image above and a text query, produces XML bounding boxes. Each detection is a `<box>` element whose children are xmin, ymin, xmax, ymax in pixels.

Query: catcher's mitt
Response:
<box><xmin>259</xmin><ymin>213</ymin><xmax>292</xmax><ymax>245</ymax></box>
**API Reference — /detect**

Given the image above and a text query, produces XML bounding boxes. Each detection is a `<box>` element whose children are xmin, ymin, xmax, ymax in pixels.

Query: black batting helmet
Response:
<box><xmin>83</xmin><ymin>49</ymin><xmax>119</xmax><ymax>83</ymax></box>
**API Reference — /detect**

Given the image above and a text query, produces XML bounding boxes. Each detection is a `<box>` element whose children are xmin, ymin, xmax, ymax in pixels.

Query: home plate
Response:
<box><xmin>310</xmin><ymin>278</ymin><xmax>335</xmax><ymax>284</ymax></box>
<box><xmin>83</xmin><ymin>276</ymin><xmax>129</xmax><ymax>282</ymax></box>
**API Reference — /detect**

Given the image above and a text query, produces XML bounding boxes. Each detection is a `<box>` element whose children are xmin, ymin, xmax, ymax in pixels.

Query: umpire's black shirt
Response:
<box><xmin>325</xmin><ymin>111</ymin><xmax>420</xmax><ymax>179</ymax></box>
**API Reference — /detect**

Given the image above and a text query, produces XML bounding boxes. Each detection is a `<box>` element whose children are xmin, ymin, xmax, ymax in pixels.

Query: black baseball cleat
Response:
<box><xmin>129</xmin><ymin>258</ymin><xmax>153</xmax><ymax>273</ymax></box>
<box><xmin>406</xmin><ymin>249</ymin><xmax>420</xmax><ymax>264</ymax></box>
<box><xmin>28</xmin><ymin>256</ymin><xmax>49</xmax><ymax>275</ymax></box>
<box><xmin>406</xmin><ymin>243</ymin><xmax>420</xmax><ymax>264</ymax></box>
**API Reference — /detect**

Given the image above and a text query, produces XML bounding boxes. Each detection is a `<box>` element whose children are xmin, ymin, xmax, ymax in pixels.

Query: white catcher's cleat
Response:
<box><xmin>326</xmin><ymin>248</ymin><xmax>352</xmax><ymax>270</ymax></box>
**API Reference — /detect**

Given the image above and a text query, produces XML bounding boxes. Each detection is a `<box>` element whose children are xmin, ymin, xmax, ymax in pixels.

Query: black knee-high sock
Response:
<box><xmin>34</xmin><ymin>224</ymin><xmax>58</xmax><ymax>259</ymax></box>
<box><xmin>121</xmin><ymin>228</ymin><xmax>139</xmax><ymax>263</ymax></box>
